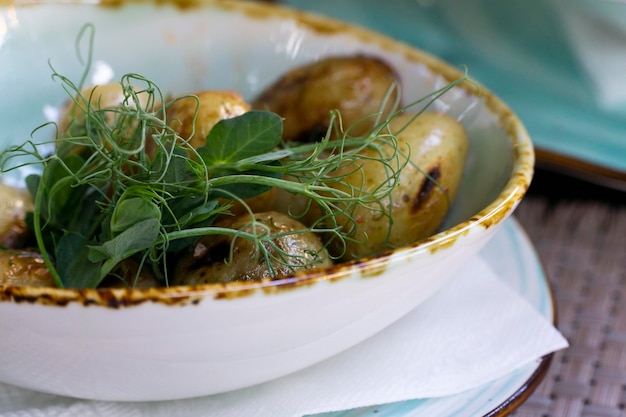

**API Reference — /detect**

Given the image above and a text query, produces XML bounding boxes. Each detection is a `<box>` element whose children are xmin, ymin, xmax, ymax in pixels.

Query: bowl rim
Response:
<box><xmin>0</xmin><ymin>0</ymin><xmax>535</xmax><ymax>306</ymax></box>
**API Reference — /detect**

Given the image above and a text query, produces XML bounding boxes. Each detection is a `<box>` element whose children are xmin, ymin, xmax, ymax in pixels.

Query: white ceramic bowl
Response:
<box><xmin>0</xmin><ymin>0</ymin><xmax>534</xmax><ymax>401</ymax></box>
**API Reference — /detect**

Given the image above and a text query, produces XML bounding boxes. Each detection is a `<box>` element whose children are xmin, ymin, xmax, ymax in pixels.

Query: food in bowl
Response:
<box><xmin>1</xmin><ymin>48</ymin><xmax>469</xmax><ymax>288</ymax></box>
<box><xmin>0</xmin><ymin>0</ymin><xmax>533</xmax><ymax>401</ymax></box>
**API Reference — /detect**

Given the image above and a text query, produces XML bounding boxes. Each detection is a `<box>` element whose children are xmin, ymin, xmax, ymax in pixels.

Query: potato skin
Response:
<box><xmin>58</xmin><ymin>82</ymin><xmax>151</xmax><ymax>136</ymax></box>
<box><xmin>0</xmin><ymin>251</ymin><xmax>159</xmax><ymax>289</ymax></box>
<box><xmin>165</xmin><ymin>90</ymin><xmax>250</xmax><ymax>150</ymax></box>
<box><xmin>0</xmin><ymin>250</ymin><xmax>55</xmax><ymax>287</ymax></box>
<box><xmin>329</xmin><ymin>111</ymin><xmax>469</xmax><ymax>260</ymax></box>
<box><xmin>0</xmin><ymin>182</ymin><xmax>33</xmax><ymax>249</ymax></box>
<box><xmin>57</xmin><ymin>82</ymin><xmax>156</xmax><ymax>158</ymax></box>
<box><xmin>173</xmin><ymin>211</ymin><xmax>333</xmax><ymax>285</ymax></box>
<box><xmin>253</xmin><ymin>55</ymin><xmax>400</xmax><ymax>142</ymax></box>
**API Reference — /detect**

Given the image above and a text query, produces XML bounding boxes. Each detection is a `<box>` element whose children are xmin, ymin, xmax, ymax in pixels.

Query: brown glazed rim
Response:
<box><xmin>0</xmin><ymin>0</ymin><xmax>535</xmax><ymax>307</ymax></box>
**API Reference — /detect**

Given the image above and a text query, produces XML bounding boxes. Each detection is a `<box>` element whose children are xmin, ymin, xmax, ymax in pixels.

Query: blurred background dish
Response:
<box><xmin>283</xmin><ymin>0</ymin><xmax>626</xmax><ymax>190</ymax></box>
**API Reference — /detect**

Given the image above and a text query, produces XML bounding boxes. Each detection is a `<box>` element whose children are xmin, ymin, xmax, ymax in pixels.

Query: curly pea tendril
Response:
<box><xmin>0</xmin><ymin>23</ymin><xmax>469</xmax><ymax>289</ymax></box>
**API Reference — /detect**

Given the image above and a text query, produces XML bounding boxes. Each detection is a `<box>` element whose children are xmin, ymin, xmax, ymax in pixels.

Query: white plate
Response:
<box><xmin>309</xmin><ymin>217</ymin><xmax>554</xmax><ymax>417</ymax></box>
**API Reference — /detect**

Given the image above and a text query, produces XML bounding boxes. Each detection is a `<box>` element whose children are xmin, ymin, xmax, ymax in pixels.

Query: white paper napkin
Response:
<box><xmin>0</xmin><ymin>256</ymin><xmax>568</xmax><ymax>417</ymax></box>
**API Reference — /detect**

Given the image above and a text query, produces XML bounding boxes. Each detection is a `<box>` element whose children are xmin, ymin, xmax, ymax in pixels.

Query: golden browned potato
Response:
<box><xmin>0</xmin><ymin>250</ymin><xmax>55</xmax><ymax>287</ymax></box>
<box><xmin>57</xmin><ymin>82</ymin><xmax>155</xmax><ymax>158</ymax></box>
<box><xmin>303</xmin><ymin>111</ymin><xmax>469</xmax><ymax>260</ymax></box>
<box><xmin>173</xmin><ymin>211</ymin><xmax>333</xmax><ymax>285</ymax></box>
<box><xmin>252</xmin><ymin>55</ymin><xmax>400</xmax><ymax>142</ymax></box>
<box><xmin>165</xmin><ymin>90</ymin><xmax>250</xmax><ymax>150</ymax></box>
<box><xmin>0</xmin><ymin>182</ymin><xmax>33</xmax><ymax>249</ymax></box>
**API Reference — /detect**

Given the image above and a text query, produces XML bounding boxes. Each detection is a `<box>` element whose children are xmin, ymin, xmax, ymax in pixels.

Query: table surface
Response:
<box><xmin>510</xmin><ymin>167</ymin><xmax>626</xmax><ymax>417</ymax></box>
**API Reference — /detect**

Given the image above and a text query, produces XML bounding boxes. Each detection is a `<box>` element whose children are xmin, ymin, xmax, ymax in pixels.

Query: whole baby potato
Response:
<box><xmin>328</xmin><ymin>111</ymin><xmax>469</xmax><ymax>260</ymax></box>
<box><xmin>56</xmin><ymin>82</ymin><xmax>155</xmax><ymax>158</ymax></box>
<box><xmin>57</xmin><ymin>82</ymin><xmax>152</xmax><ymax>137</ymax></box>
<box><xmin>253</xmin><ymin>55</ymin><xmax>400</xmax><ymax>142</ymax></box>
<box><xmin>0</xmin><ymin>182</ymin><xmax>33</xmax><ymax>249</ymax></box>
<box><xmin>0</xmin><ymin>250</ymin><xmax>55</xmax><ymax>287</ymax></box>
<box><xmin>173</xmin><ymin>211</ymin><xmax>333</xmax><ymax>285</ymax></box>
<box><xmin>165</xmin><ymin>90</ymin><xmax>250</xmax><ymax>150</ymax></box>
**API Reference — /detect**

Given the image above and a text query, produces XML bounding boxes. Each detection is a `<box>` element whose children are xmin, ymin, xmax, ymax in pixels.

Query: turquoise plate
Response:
<box><xmin>283</xmin><ymin>0</ymin><xmax>626</xmax><ymax>189</ymax></box>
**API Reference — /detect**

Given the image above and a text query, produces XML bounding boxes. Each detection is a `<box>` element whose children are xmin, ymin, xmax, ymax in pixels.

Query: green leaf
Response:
<box><xmin>166</xmin><ymin>206</ymin><xmax>221</xmax><ymax>254</ymax></box>
<box><xmin>110</xmin><ymin>196</ymin><xmax>161</xmax><ymax>235</ymax></box>
<box><xmin>197</xmin><ymin>110</ymin><xmax>283</xmax><ymax>166</ymax></box>
<box><xmin>56</xmin><ymin>233</ymin><xmax>103</xmax><ymax>289</ymax></box>
<box><xmin>150</xmin><ymin>147</ymin><xmax>200</xmax><ymax>191</ymax></box>
<box><xmin>234</xmin><ymin>149</ymin><xmax>293</xmax><ymax>166</ymax></box>
<box><xmin>46</xmin><ymin>176</ymin><xmax>81</xmax><ymax>217</ymax></box>
<box><xmin>25</xmin><ymin>174</ymin><xmax>40</xmax><ymax>200</ymax></box>
<box><xmin>68</xmin><ymin>187</ymin><xmax>105</xmax><ymax>237</ymax></box>
<box><xmin>161</xmin><ymin>198</ymin><xmax>221</xmax><ymax>253</ymax></box>
<box><xmin>88</xmin><ymin>218</ymin><xmax>161</xmax><ymax>279</ymax></box>
<box><xmin>169</xmin><ymin>198</ymin><xmax>220</xmax><ymax>229</ymax></box>
<box><xmin>186</xmin><ymin>199</ymin><xmax>220</xmax><ymax>226</ymax></box>
<box><xmin>39</xmin><ymin>154</ymin><xmax>87</xmax><ymax>227</ymax></box>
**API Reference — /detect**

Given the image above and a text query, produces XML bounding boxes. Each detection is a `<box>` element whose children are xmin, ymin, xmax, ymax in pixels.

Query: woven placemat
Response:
<box><xmin>511</xmin><ymin>196</ymin><xmax>626</xmax><ymax>417</ymax></box>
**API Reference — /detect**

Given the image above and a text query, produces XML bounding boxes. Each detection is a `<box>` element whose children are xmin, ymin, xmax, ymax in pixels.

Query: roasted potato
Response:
<box><xmin>274</xmin><ymin>112</ymin><xmax>469</xmax><ymax>260</ymax></box>
<box><xmin>253</xmin><ymin>55</ymin><xmax>400</xmax><ymax>142</ymax></box>
<box><xmin>165</xmin><ymin>90</ymin><xmax>250</xmax><ymax>150</ymax></box>
<box><xmin>0</xmin><ymin>182</ymin><xmax>33</xmax><ymax>249</ymax></box>
<box><xmin>0</xmin><ymin>250</ymin><xmax>55</xmax><ymax>287</ymax></box>
<box><xmin>173</xmin><ymin>211</ymin><xmax>333</xmax><ymax>285</ymax></box>
<box><xmin>0</xmin><ymin>251</ymin><xmax>159</xmax><ymax>289</ymax></box>
<box><xmin>57</xmin><ymin>82</ymin><xmax>155</xmax><ymax>157</ymax></box>
<box><xmin>57</xmin><ymin>82</ymin><xmax>152</xmax><ymax>135</ymax></box>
